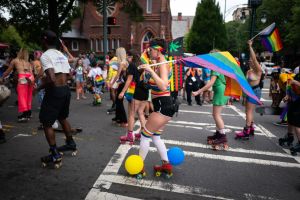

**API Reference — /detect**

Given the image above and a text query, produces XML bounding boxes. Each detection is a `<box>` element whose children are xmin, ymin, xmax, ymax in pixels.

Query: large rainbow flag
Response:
<box><xmin>182</xmin><ymin>51</ymin><xmax>262</xmax><ymax>105</ymax></box>
<box><xmin>260</xmin><ymin>23</ymin><xmax>283</xmax><ymax>52</ymax></box>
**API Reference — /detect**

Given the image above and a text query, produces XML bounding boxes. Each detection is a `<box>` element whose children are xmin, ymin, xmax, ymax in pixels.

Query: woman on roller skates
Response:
<box><xmin>118</xmin><ymin>52</ymin><xmax>149</xmax><ymax>145</ymax></box>
<box><xmin>137</xmin><ymin>38</ymin><xmax>176</xmax><ymax>179</ymax></box>
<box><xmin>235</xmin><ymin>40</ymin><xmax>262</xmax><ymax>140</ymax></box>
<box><xmin>192</xmin><ymin>49</ymin><xmax>229</xmax><ymax>150</ymax></box>
<box><xmin>109</xmin><ymin>47</ymin><xmax>128</xmax><ymax>127</ymax></box>
<box><xmin>279</xmin><ymin>72</ymin><xmax>300</xmax><ymax>155</ymax></box>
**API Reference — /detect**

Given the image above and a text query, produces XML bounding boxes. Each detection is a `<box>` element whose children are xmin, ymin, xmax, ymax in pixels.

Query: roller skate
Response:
<box><xmin>134</xmin><ymin>133</ymin><xmax>141</xmax><ymax>141</ymax></box>
<box><xmin>235</xmin><ymin>127</ymin><xmax>250</xmax><ymax>140</ymax></box>
<box><xmin>92</xmin><ymin>94</ymin><xmax>101</xmax><ymax>106</ymax></box>
<box><xmin>211</xmin><ymin>134</ymin><xmax>229</xmax><ymax>150</ymax></box>
<box><xmin>136</xmin><ymin>168</ymin><xmax>146</xmax><ymax>180</ymax></box>
<box><xmin>249</xmin><ymin>122</ymin><xmax>255</xmax><ymax>136</ymax></box>
<box><xmin>119</xmin><ymin>132</ymin><xmax>134</xmax><ymax>145</ymax></box>
<box><xmin>290</xmin><ymin>142</ymin><xmax>300</xmax><ymax>156</ymax></box>
<box><xmin>57</xmin><ymin>138</ymin><xmax>78</xmax><ymax>156</ymax></box>
<box><xmin>17</xmin><ymin>113</ymin><xmax>28</xmax><ymax>122</ymax></box>
<box><xmin>107</xmin><ymin>104</ymin><xmax>116</xmax><ymax>114</ymax></box>
<box><xmin>207</xmin><ymin>131</ymin><xmax>221</xmax><ymax>145</ymax></box>
<box><xmin>153</xmin><ymin>161</ymin><xmax>173</xmax><ymax>179</ymax></box>
<box><xmin>41</xmin><ymin>147</ymin><xmax>62</xmax><ymax>169</ymax></box>
<box><xmin>0</xmin><ymin>129</ymin><xmax>6</xmax><ymax>144</ymax></box>
<box><xmin>279</xmin><ymin>133</ymin><xmax>294</xmax><ymax>147</ymax></box>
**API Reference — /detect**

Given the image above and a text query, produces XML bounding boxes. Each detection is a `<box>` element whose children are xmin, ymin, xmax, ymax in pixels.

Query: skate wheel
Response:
<box><xmin>223</xmin><ymin>144</ymin><xmax>229</xmax><ymax>150</ymax></box>
<box><xmin>54</xmin><ymin>162</ymin><xmax>62</xmax><ymax>169</ymax></box>
<box><xmin>41</xmin><ymin>162</ymin><xmax>47</xmax><ymax>168</ymax></box>
<box><xmin>71</xmin><ymin>151</ymin><xmax>77</xmax><ymax>156</ymax></box>
<box><xmin>155</xmin><ymin>171</ymin><xmax>161</xmax><ymax>177</ymax></box>
<box><xmin>207</xmin><ymin>140</ymin><xmax>213</xmax><ymax>145</ymax></box>
<box><xmin>165</xmin><ymin>173</ymin><xmax>173</xmax><ymax>179</ymax></box>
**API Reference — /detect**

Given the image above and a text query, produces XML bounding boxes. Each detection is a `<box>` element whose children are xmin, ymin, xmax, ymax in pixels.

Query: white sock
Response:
<box><xmin>218</xmin><ymin>129</ymin><xmax>225</xmax><ymax>135</ymax></box>
<box><xmin>152</xmin><ymin>135</ymin><xmax>169</xmax><ymax>161</ymax></box>
<box><xmin>139</xmin><ymin>135</ymin><xmax>150</xmax><ymax>160</ymax></box>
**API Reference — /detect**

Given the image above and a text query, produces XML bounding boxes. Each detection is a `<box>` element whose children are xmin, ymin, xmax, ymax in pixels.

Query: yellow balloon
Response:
<box><xmin>125</xmin><ymin>155</ymin><xmax>144</xmax><ymax>175</ymax></box>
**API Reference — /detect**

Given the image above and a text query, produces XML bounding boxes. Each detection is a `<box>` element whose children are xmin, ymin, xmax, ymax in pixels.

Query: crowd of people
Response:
<box><xmin>0</xmin><ymin>30</ymin><xmax>300</xmax><ymax>174</ymax></box>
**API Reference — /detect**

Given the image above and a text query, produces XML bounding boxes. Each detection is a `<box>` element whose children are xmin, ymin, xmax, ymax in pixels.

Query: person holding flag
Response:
<box><xmin>137</xmin><ymin>38</ymin><xmax>176</xmax><ymax>178</ymax></box>
<box><xmin>235</xmin><ymin>40</ymin><xmax>263</xmax><ymax>140</ymax></box>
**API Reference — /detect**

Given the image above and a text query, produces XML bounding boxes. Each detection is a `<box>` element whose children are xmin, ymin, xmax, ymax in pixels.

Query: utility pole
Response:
<box><xmin>224</xmin><ymin>0</ymin><xmax>227</xmax><ymax>21</ymax></box>
<box><xmin>103</xmin><ymin>0</ymin><xmax>108</xmax><ymax>61</ymax></box>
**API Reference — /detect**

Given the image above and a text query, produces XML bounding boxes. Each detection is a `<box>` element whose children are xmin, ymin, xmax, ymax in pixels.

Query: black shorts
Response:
<box><xmin>133</xmin><ymin>85</ymin><xmax>149</xmax><ymax>101</ymax></box>
<box><xmin>39</xmin><ymin>86</ymin><xmax>71</xmax><ymax>127</ymax></box>
<box><xmin>152</xmin><ymin>96</ymin><xmax>175</xmax><ymax>118</ymax></box>
<box><xmin>287</xmin><ymin>99</ymin><xmax>300</xmax><ymax>127</ymax></box>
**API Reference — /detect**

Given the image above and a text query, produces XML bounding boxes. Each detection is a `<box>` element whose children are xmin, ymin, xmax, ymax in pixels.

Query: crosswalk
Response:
<box><xmin>85</xmin><ymin>104</ymin><xmax>299</xmax><ymax>200</ymax></box>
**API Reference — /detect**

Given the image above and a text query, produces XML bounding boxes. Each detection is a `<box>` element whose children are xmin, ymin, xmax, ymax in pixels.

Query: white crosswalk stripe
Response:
<box><xmin>85</xmin><ymin>104</ymin><xmax>297</xmax><ymax>200</ymax></box>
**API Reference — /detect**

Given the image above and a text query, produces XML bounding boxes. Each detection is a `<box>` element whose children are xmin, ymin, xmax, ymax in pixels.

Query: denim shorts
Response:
<box><xmin>75</xmin><ymin>74</ymin><xmax>84</xmax><ymax>83</ymax></box>
<box><xmin>247</xmin><ymin>85</ymin><xmax>261</xmax><ymax>104</ymax></box>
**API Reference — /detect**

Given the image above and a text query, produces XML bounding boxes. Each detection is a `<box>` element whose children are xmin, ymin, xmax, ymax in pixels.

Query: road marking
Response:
<box><xmin>260</xmin><ymin>98</ymin><xmax>272</xmax><ymax>102</ymax></box>
<box><xmin>179</xmin><ymin>110</ymin><xmax>238</xmax><ymax>117</ymax></box>
<box><xmin>131</xmin><ymin>145</ymin><xmax>300</xmax><ymax>168</ymax></box>
<box><xmin>86</xmin><ymin>145</ymin><xmax>234</xmax><ymax>200</ymax></box>
<box><xmin>161</xmin><ymin>139</ymin><xmax>293</xmax><ymax>158</ymax></box>
<box><xmin>86</xmin><ymin>189</ymin><xmax>142</xmax><ymax>200</ymax></box>
<box><xmin>97</xmin><ymin>174</ymin><xmax>234</xmax><ymax>200</ymax></box>
<box><xmin>168</xmin><ymin>120</ymin><xmax>268</xmax><ymax>136</ymax></box>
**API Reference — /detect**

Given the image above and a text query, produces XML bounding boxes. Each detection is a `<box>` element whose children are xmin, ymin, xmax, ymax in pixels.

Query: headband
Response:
<box><xmin>149</xmin><ymin>41</ymin><xmax>164</xmax><ymax>53</ymax></box>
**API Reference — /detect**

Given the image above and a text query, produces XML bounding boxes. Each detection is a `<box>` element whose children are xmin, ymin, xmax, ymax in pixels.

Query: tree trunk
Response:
<box><xmin>47</xmin><ymin>0</ymin><xmax>59</xmax><ymax>34</ymax></box>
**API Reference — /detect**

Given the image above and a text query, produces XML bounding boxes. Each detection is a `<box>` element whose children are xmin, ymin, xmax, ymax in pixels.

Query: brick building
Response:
<box><xmin>62</xmin><ymin>0</ymin><xmax>172</xmax><ymax>56</ymax></box>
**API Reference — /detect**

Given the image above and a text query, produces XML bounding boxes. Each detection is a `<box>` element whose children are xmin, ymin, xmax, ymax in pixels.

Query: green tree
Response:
<box><xmin>185</xmin><ymin>0</ymin><xmax>227</xmax><ymax>54</ymax></box>
<box><xmin>286</xmin><ymin>0</ymin><xmax>300</xmax><ymax>49</ymax></box>
<box><xmin>0</xmin><ymin>25</ymin><xmax>24</xmax><ymax>47</ymax></box>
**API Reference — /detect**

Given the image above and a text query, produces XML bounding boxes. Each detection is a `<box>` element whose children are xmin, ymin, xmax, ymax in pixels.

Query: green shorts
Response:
<box><xmin>212</xmin><ymin>84</ymin><xmax>228</xmax><ymax>106</ymax></box>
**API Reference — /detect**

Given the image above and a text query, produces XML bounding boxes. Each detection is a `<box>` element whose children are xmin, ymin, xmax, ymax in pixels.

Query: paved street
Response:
<box><xmin>0</xmin><ymin>80</ymin><xmax>300</xmax><ymax>200</ymax></box>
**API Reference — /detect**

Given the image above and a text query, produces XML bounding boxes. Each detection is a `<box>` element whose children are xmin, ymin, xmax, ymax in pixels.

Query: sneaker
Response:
<box><xmin>273</xmin><ymin>121</ymin><xmax>288</xmax><ymax>127</ymax></box>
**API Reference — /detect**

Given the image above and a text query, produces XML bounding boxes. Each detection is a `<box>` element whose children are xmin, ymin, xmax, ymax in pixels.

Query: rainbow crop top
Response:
<box><xmin>148</xmin><ymin>67</ymin><xmax>172</xmax><ymax>97</ymax></box>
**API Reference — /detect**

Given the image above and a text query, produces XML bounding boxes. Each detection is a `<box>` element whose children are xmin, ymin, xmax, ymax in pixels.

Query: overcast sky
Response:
<box><xmin>170</xmin><ymin>0</ymin><xmax>248</xmax><ymax>22</ymax></box>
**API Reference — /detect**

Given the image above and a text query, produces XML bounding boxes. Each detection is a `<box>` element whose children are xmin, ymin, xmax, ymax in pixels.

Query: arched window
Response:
<box><xmin>141</xmin><ymin>31</ymin><xmax>154</xmax><ymax>52</ymax></box>
<box><xmin>146</xmin><ymin>0</ymin><xmax>152</xmax><ymax>14</ymax></box>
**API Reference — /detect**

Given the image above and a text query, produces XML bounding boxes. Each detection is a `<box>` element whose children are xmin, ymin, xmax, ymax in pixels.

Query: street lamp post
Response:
<box><xmin>248</xmin><ymin>0</ymin><xmax>262</xmax><ymax>39</ymax></box>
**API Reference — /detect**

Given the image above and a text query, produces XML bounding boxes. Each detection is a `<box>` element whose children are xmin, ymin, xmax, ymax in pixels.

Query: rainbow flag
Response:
<box><xmin>140</xmin><ymin>50</ymin><xmax>150</xmax><ymax>64</ymax></box>
<box><xmin>125</xmin><ymin>81</ymin><xmax>136</xmax><ymax>102</ymax></box>
<box><xmin>182</xmin><ymin>51</ymin><xmax>262</xmax><ymax>105</ymax></box>
<box><xmin>260</xmin><ymin>23</ymin><xmax>283</xmax><ymax>52</ymax></box>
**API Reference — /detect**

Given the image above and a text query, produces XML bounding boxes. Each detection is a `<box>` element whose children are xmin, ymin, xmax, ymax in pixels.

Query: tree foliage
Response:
<box><xmin>185</xmin><ymin>0</ymin><xmax>227</xmax><ymax>54</ymax></box>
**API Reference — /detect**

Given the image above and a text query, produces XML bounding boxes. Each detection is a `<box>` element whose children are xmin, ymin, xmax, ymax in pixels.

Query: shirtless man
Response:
<box><xmin>38</xmin><ymin>30</ymin><xmax>76</xmax><ymax>168</ymax></box>
<box><xmin>0</xmin><ymin>48</ymin><xmax>34</xmax><ymax>122</ymax></box>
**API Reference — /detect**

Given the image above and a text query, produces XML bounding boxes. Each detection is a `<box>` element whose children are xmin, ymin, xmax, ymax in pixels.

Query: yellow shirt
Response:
<box><xmin>278</xmin><ymin>73</ymin><xmax>295</xmax><ymax>91</ymax></box>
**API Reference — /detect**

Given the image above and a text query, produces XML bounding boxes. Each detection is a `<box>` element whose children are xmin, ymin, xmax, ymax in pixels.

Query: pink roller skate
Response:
<box><xmin>119</xmin><ymin>132</ymin><xmax>134</xmax><ymax>145</ymax></box>
<box><xmin>153</xmin><ymin>162</ymin><xmax>173</xmax><ymax>179</ymax></box>
<box><xmin>134</xmin><ymin>133</ymin><xmax>141</xmax><ymax>141</ymax></box>
<box><xmin>249</xmin><ymin>122</ymin><xmax>255</xmax><ymax>136</ymax></box>
<box><xmin>235</xmin><ymin>127</ymin><xmax>250</xmax><ymax>140</ymax></box>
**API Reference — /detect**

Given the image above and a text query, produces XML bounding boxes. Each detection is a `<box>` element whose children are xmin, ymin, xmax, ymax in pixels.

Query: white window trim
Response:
<box><xmin>117</xmin><ymin>39</ymin><xmax>120</xmax><ymax>48</ymax></box>
<box><xmin>107</xmin><ymin>39</ymin><xmax>110</xmax><ymax>52</ymax></box>
<box><xmin>111</xmin><ymin>39</ymin><xmax>115</xmax><ymax>50</ymax></box>
<box><xmin>100</xmin><ymin>39</ymin><xmax>103</xmax><ymax>52</ymax></box>
<box><xmin>72</xmin><ymin>40</ymin><xmax>79</xmax><ymax>51</ymax></box>
<box><xmin>146</xmin><ymin>0</ymin><xmax>152</xmax><ymax>14</ymax></box>
<box><xmin>96</xmin><ymin>39</ymin><xmax>99</xmax><ymax>52</ymax></box>
<box><xmin>90</xmin><ymin>39</ymin><xmax>93</xmax><ymax>51</ymax></box>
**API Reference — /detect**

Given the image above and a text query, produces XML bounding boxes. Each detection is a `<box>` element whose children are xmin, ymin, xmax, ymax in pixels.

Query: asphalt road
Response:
<box><xmin>0</xmin><ymin>78</ymin><xmax>300</xmax><ymax>200</ymax></box>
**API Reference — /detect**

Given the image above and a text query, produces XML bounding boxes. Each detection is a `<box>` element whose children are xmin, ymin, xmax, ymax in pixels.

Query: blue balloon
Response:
<box><xmin>167</xmin><ymin>147</ymin><xmax>185</xmax><ymax>166</ymax></box>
